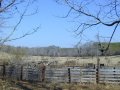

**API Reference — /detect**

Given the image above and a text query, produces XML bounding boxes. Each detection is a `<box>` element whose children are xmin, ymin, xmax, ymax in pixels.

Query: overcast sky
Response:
<box><xmin>6</xmin><ymin>0</ymin><xmax>120</xmax><ymax>48</ymax></box>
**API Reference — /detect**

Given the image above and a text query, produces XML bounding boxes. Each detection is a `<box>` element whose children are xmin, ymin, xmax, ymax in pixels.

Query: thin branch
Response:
<box><xmin>0</xmin><ymin>0</ymin><xmax>16</xmax><ymax>13</ymax></box>
<box><xmin>96</xmin><ymin>33</ymin><xmax>102</xmax><ymax>48</ymax></box>
<box><xmin>105</xmin><ymin>23</ymin><xmax>119</xmax><ymax>51</ymax></box>
<box><xmin>64</xmin><ymin>0</ymin><xmax>120</xmax><ymax>27</ymax></box>
<box><xmin>1</xmin><ymin>4</ymin><xmax>27</xmax><ymax>44</ymax></box>
<box><xmin>74</xmin><ymin>22</ymin><xmax>100</xmax><ymax>36</ymax></box>
<box><xmin>114</xmin><ymin>0</ymin><xmax>120</xmax><ymax>18</ymax></box>
<box><xmin>6</xmin><ymin>26</ymin><xmax>40</xmax><ymax>42</ymax></box>
<box><xmin>0</xmin><ymin>0</ymin><xmax>37</xmax><ymax>45</ymax></box>
<box><xmin>61</xmin><ymin>8</ymin><xmax>72</xmax><ymax>18</ymax></box>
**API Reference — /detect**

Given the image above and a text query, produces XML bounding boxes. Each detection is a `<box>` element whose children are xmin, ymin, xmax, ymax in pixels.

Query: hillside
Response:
<box><xmin>101</xmin><ymin>42</ymin><xmax>120</xmax><ymax>55</ymax></box>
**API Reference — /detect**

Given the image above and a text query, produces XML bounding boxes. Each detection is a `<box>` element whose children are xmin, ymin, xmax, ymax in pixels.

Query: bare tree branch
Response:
<box><xmin>6</xmin><ymin>26</ymin><xmax>40</xmax><ymax>42</ymax></box>
<box><xmin>105</xmin><ymin>23</ymin><xmax>119</xmax><ymax>51</ymax></box>
<box><xmin>56</xmin><ymin>0</ymin><xmax>120</xmax><ymax>54</ymax></box>
<box><xmin>61</xmin><ymin>8</ymin><xmax>72</xmax><ymax>18</ymax></box>
<box><xmin>1</xmin><ymin>0</ymin><xmax>30</xmax><ymax>45</ymax></box>
<box><xmin>0</xmin><ymin>0</ymin><xmax>16</xmax><ymax>13</ymax></box>
<box><xmin>64</xmin><ymin>0</ymin><xmax>120</xmax><ymax>26</ymax></box>
<box><xmin>0</xmin><ymin>0</ymin><xmax>39</xmax><ymax>48</ymax></box>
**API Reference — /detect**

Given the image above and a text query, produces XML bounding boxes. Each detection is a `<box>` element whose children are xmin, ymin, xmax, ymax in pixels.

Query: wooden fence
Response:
<box><xmin>0</xmin><ymin>64</ymin><xmax>120</xmax><ymax>84</ymax></box>
<box><xmin>45</xmin><ymin>67</ymin><xmax>96</xmax><ymax>83</ymax></box>
<box><xmin>99</xmin><ymin>67</ymin><xmax>120</xmax><ymax>84</ymax></box>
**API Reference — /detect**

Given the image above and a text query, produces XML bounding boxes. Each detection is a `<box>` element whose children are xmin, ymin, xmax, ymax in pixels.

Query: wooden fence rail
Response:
<box><xmin>0</xmin><ymin>64</ymin><xmax>120</xmax><ymax>84</ymax></box>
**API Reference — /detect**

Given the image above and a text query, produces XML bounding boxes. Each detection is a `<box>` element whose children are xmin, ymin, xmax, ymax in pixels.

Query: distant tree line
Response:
<box><xmin>1</xmin><ymin>42</ymin><xmax>120</xmax><ymax>57</ymax></box>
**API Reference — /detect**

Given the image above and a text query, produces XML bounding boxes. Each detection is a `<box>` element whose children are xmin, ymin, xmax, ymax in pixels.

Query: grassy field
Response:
<box><xmin>1</xmin><ymin>52</ymin><xmax>120</xmax><ymax>66</ymax></box>
<box><xmin>1</xmin><ymin>51</ymin><xmax>120</xmax><ymax>67</ymax></box>
<box><xmin>21</xmin><ymin>55</ymin><xmax>120</xmax><ymax>67</ymax></box>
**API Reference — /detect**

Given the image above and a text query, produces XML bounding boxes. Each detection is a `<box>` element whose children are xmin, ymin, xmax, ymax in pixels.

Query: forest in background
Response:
<box><xmin>1</xmin><ymin>42</ymin><xmax>120</xmax><ymax>57</ymax></box>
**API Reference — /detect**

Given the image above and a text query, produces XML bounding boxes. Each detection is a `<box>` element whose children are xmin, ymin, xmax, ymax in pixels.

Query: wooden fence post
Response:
<box><xmin>20</xmin><ymin>65</ymin><xmax>23</xmax><ymax>81</ymax></box>
<box><xmin>96</xmin><ymin>58</ymin><xmax>100</xmax><ymax>84</ymax></box>
<box><xmin>68</xmin><ymin>68</ymin><xmax>71</xmax><ymax>83</ymax></box>
<box><xmin>2</xmin><ymin>64</ymin><xmax>6</xmax><ymax>80</ymax></box>
<box><xmin>41</xmin><ymin>64</ymin><xmax>46</xmax><ymax>82</ymax></box>
<box><xmin>113</xmin><ymin>67</ymin><xmax>115</xmax><ymax>79</ymax></box>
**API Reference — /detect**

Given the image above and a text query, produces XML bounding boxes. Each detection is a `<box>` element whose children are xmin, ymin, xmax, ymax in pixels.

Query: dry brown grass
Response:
<box><xmin>1</xmin><ymin>51</ymin><xmax>120</xmax><ymax>66</ymax></box>
<box><xmin>18</xmin><ymin>82</ymin><xmax>120</xmax><ymax>90</ymax></box>
<box><xmin>48</xmin><ymin>83</ymin><xmax>120</xmax><ymax>90</ymax></box>
<box><xmin>63</xmin><ymin>60</ymin><xmax>78</xmax><ymax>66</ymax></box>
<box><xmin>22</xmin><ymin>55</ymin><xmax>120</xmax><ymax>67</ymax></box>
<box><xmin>1</xmin><ymin>79</ymin><xmax>120</xmax><ymax>90</ymax></box>
<box><xmin>0</xmin><ymin>79</ymin><xmax>22</xmax><ymax>90</ymax></box>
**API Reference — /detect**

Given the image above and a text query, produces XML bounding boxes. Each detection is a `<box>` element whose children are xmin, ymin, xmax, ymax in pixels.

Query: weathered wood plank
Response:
<box><xmin>100</xmin><ymin>78</ymin><xmax>120</xmax><ymax>80</ymax></box>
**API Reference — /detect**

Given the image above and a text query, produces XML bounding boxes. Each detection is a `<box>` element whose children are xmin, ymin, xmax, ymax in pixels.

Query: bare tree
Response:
<box><xmin>56</xmin><ymin>0</ymin><xmax>120</xmax><ymax>52</ymax></box>
<box><xmin>0</xmin><ymin>0</ymin><xmax>40</xmax><ymax>48</ymax></box>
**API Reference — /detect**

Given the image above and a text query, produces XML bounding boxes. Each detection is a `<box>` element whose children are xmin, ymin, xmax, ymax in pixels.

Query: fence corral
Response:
<box><xmin>0</xmin><ymin>63</ymin><xmax>120</xmax><ymax>84</ymax></box>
